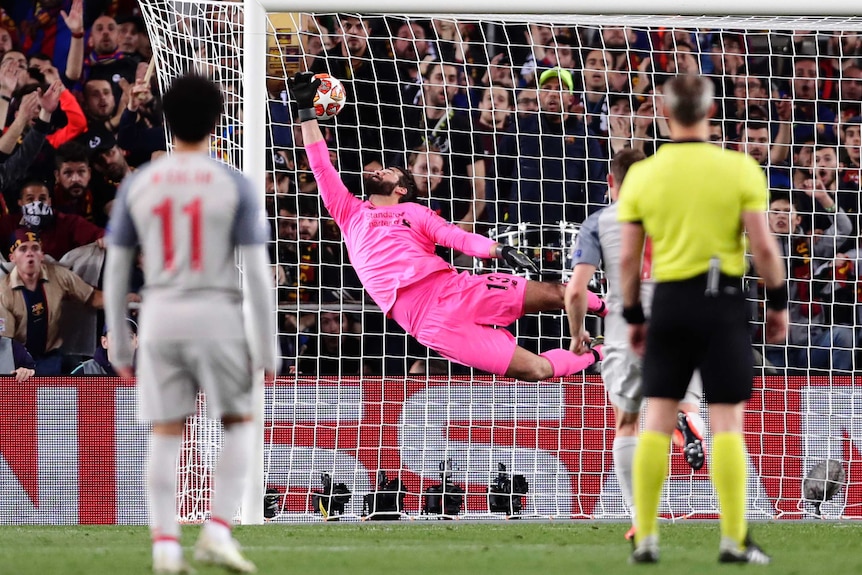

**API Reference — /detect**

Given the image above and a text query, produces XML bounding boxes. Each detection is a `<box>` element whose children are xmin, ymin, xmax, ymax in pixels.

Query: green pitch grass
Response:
<box><xmin>1</xmin><ymin>522</ymin><xmax>861</xmax><ymax>575</ymax></box>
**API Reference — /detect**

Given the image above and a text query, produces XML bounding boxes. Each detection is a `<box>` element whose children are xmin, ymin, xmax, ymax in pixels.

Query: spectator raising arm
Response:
<box><xmin>117</xmin><ymin>76</ymin><xmax>167</xmax><ymax>162</ymax></box>
<box><xmin>803</xmin><ymin>185</ymin><xmax>853</xmax><ymax>257</ymax></box>
<box><xmin>771</xmin><ymin>98</ymin><xmax>793</xmax><ymax>165</ymax></box>
<box><xmin>63</xmin><ymin>0</ymin><xmax>85</xmax><ymax>83</ymax></box>
<box><xmin>0</xmin><ymin>81</ymin><xmax>62</xmax><ymax>203</ymax></box>
<box><xmin>43</xmin><ymin>73</ymin><xmax>88</xmax><ymax>148</ymax></box>
<box><xmin>107</xmin><ymin>78</ymin><xmax>132</xmax><ymax>131</ymax></box>
<box><xmin>38</xmin><ymin>80</ymin><xmax>64</xmax><ymax>123</ymax></box>
<box><xmin>0</xmin><ymin>91</ymin><xmax>39</xmax><ymax>155</ymax></box>
<box><xmin>459</xmin><ymin>159</ymin><xmax>485</xmax><ymax>232</ymax></box>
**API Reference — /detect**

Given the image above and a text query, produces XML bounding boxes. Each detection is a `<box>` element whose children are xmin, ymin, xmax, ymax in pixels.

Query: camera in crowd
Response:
<box><xmin>422</xmin><ymin>459</ymin><xmax>464</xmax><ymax>518</ymax></box>
<box><xmin>362</xmin><ymin>470</ymin><xmax>407</xmax><ymax>520</ymax></box>
<box><xmin>488</xmin><ymin>463</ymin><xmax>529</xmax><ymax>515</ymax></box>
<box><xmin>311</xmin><ymin>473</ymin><xmax>351</xmax><ymax>519</ymax></box>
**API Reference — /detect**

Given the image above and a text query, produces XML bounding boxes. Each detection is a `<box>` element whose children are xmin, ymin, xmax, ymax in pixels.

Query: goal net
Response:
<box><xmin>138</xmin><ymin>0</ymin><xmax>862</xmax><ymax>522</ymax></box>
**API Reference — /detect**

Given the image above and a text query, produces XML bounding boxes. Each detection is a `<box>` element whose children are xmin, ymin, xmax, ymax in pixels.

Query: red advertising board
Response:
<box><xmin>0</xmin><ymin>376</ymin><xmax>857</xmax><ymax>523</ymax></box>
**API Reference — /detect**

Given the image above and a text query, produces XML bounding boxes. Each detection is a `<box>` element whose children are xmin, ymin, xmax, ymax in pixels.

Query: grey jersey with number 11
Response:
<box><xmin>107</xmin><ymin>153</ymin><xmax>269</xmax><ymax>340</ymax></box>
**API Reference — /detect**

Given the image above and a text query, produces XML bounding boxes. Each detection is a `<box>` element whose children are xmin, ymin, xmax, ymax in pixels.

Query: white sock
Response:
<box><xmin>209</xmin><ymin>421</ymin><xmax>254</xmax><ymax>533</ymax></box>
<box><xmin>203</xmin><ymin>517</ymin><xmax>233</xmax><ymax>544</ymax></box>
<box><xmin>148</xmin><ymin>433</ymin><xmax>183</xmax><ymax>540</ymax></box>
<box><xmin>613</xmin><ymin>435</ymin><xmax>639</xmax><ymax>519</ymax></box>
<box><xmin>152</xmin><ymin>539</ymin><xmax>182</xmax><ymax>563</ymax></box>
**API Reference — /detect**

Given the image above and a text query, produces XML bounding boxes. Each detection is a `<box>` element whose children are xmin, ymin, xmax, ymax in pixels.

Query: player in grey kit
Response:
<box><xmin>103</xmin><ymin>75</ymin><xmax>277</xmax><ymax>574</ymax></box>
<box><xmin>565</xmin><ymin>149</ymin><xmax>705</xmax><ymax>541</ymax></box>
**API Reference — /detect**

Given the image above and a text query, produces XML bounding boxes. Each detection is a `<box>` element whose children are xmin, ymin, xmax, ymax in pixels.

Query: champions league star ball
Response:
<box><xmin>313</xmin><ymin>73</ymin><xmax>347</xmax><ymax>120</ymax></box>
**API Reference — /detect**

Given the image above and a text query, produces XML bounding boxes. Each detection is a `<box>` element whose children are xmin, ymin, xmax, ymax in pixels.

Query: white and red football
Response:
<box><xmin>312</xmin><ymin>73</ymin><xmax>347</xmax><ymax>120</ymax></box>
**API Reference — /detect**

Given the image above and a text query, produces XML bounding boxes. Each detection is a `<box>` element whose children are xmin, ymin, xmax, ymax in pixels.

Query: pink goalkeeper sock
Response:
<box><xmin>587</xmin><ymin>292</ymin><xmax>607</xmax><ymax>317</ymax></box>
<box><xmin>540</xmin><ymin>347</ymin><xmax>601</xmax><ymax>378</ymax></box>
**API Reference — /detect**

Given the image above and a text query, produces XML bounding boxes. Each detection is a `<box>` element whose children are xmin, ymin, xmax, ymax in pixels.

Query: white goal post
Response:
<box><xmin>138</xmin><ymin>0</ymin><xmax>862</xmax><ymax>525</ymax></box>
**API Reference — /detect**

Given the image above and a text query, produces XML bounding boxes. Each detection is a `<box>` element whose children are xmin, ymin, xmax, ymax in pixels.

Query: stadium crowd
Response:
<box><xmin>0</xmin><ymin>3</ymin><xmax>857</xmax><ymax>377</ymax></box>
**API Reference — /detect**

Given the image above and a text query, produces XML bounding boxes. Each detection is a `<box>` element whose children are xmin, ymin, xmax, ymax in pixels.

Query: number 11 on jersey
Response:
<box><xmin>152</xmin><ymin>197</ymin><xmax>203</xmax><ymax>271</ymax></box>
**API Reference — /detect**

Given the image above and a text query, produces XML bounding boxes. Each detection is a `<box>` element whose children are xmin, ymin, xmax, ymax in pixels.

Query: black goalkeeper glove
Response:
<box><xmin>497</xmin><ymin>245</ymin><xmax>539</xmax><ymax>275</ymax></box>
<box><xmin>287</xmin><ymin>71</ymin><xmax>321</xmax><ymax>115</ymax></box>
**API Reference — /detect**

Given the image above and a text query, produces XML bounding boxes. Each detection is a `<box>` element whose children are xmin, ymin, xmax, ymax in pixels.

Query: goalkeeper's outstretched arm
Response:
<box><xmin>300</xmin><ymin>117</ymin><xmax>323</xmax><ymax>147</ymax></box>
<box><xmin>288</xmin><ymin>71</ymin><xmax>361</xmax><ymax>227</ymax></box>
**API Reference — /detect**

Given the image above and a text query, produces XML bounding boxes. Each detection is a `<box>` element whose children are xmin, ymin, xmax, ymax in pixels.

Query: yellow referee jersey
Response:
<box><xmin>616</xmin><ymin>142</ymin><xmax>767</xmax><ymax>282</ymax></box>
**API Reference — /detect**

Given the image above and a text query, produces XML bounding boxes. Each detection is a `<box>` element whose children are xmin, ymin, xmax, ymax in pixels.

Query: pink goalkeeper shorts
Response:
<box><xmin>390</xmin><ymin>270</ymin><xmax>527</xmax><ymax>375</ymax></box>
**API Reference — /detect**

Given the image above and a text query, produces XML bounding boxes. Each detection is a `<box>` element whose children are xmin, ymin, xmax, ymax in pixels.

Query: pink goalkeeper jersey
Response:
<box><xmin>307</xmin><ymin>140</ymin><xmax>495</xmax><ymax>314</ymax></box>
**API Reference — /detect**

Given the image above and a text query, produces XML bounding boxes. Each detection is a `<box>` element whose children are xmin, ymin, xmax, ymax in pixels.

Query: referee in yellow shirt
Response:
<box><xmin>617</xmin><ymin>75</ymin><xmax>787</xmax><ymax>565</ymax></box>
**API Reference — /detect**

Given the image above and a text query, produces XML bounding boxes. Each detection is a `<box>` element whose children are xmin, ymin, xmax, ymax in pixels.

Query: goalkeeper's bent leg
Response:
<box><xmin>632</xmin><ymin>431</ymin><xmax>671</xmax><ymax>542</ymax></box>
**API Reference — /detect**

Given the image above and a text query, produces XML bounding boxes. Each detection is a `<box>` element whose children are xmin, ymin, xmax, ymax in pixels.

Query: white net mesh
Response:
<box><xmin>138</xmin><ymin>1</ymin><xmax>862</xmax><ymax>521</ymax></box>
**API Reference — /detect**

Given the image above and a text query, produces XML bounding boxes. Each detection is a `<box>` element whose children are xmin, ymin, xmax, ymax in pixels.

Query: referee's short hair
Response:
<box><xmin>664</xmin><ymin>75</ymin><xmax>714</xmax><ymax>127</ymax></box>
<box><xmin>611</xmin><ymin>148</ymin><xmax>646</xmax><ymax>186</ymax></box>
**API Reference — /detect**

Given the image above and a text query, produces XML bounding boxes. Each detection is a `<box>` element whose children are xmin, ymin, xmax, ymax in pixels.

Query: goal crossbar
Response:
<box><xmin>253</xmin><ymin>0</ymin><xmax>862</xmax><ymax>18</ymax></box>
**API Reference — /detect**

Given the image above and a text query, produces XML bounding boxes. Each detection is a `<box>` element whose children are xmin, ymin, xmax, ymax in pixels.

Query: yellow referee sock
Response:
<box><xmin>711</xmin><ymin>432</ymin><xmax>748</xmax><ymax>546</ymax></box>
<box><xmin>632</xmin><ymin>431</ymin><xmax>671</xmax><ymax>541</ymax></box>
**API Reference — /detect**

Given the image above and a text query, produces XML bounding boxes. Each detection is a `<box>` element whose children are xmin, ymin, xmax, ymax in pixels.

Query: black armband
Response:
<box><xmin>622</xmin><ymin>303</ymin><xmax>646</xmax><ymax>325</ymax></box>
<box><xmin>765</xmin><ymin>285</ymin><xmax>788</xmax><ymax>311</ymax></box>
<box><xmin>298</xmin><ymin>108</ymin><xmax>317</xmax><ymax>122</ymax></box>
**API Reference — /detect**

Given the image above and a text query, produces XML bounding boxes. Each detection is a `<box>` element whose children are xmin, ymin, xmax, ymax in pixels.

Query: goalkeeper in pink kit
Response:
<box><xmin>290</xmin><ymin>72</ymin><xmax>604</xmax><ymax>381</ymax></box>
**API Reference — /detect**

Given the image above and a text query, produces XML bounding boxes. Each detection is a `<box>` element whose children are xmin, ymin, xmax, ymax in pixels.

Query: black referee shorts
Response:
<box><xmin>643</xmin><ymin>273</ymin><xmax>753</xmax><ymax>405</ymax></box>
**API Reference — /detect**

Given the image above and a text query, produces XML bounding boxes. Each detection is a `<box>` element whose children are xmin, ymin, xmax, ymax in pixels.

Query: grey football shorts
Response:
<box><xmin>136</xmin><ymin>338</ymin><xmax>253</xmax><ymax>423</ymax></box>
